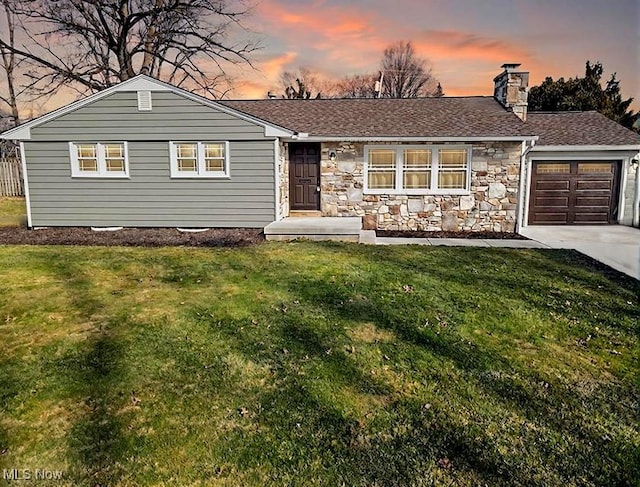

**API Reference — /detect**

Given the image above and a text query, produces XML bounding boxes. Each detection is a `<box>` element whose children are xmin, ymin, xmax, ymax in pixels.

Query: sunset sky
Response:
<box><xmin>231</xmin><ymin>0</ymin><xmax>639</xmax><ymax>106</ymax></box>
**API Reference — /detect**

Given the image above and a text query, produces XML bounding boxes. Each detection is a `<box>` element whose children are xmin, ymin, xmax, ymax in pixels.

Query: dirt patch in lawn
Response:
<box><xmin>376</xmin><ymin>230</ymin><xmax>529</xmax><ymax>240</ymax></box>
<box><xmin>0</xmin><ymin>227</ymin><xmax>264</xmax><ymax>247</ymax></box>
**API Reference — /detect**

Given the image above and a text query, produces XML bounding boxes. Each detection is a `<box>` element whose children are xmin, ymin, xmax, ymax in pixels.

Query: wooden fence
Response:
<box><xmin>0</xmin><ymin>158</ymin><xmax>24</xmax><ymax>197</ymax></box>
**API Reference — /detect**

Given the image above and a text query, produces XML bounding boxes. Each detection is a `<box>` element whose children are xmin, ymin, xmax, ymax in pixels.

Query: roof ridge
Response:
<box><xmin>528</xmin><ymin>110</ymin><xmax>601</xmax><ymax>114</ymax></box>
<box><xmin>221</xmin><ymin>95</ymin><xmax>497</xmax><ymax>102</ymax></box>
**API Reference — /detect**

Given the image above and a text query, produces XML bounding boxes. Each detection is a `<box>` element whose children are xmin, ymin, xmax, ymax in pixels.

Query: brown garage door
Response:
<box><xmin>529</xmin><ymin>161</ymin><xmax>620</xmax><ymax>225</ymax></box>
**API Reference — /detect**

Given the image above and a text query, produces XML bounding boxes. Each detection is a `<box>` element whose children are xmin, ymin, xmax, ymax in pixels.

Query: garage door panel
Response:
<box><xmin>575</xmin><ymin>196</ymin><xmax>610</xmax><ymax>208</ymax></box>
<box><xmin>535</xmin><ymin>180</ymin><xmax>570</xmax><ymax>191</ymax></box>
<box><xmin>534</xmin><ymin>213</ymin><xmax>569</xmax><ymax>223</ymax></box>
<box><xmin>576</xmin><ymin>180</ymin><xmax>612</xmax><ymax>191</ymax></box>
<box><xmin>535</xmin><ymin>196</ymin><xmax>569</xmax><ymax>207</ymax></box>
<box><xmin>574</xmin><ymin>212</ymin><xmax>609</xmax><ymax>223</ymax></box>
<box><xmin>529</xmin><ymin>161</ymin><xmax>618</xmax><ymax>225</ymax></box>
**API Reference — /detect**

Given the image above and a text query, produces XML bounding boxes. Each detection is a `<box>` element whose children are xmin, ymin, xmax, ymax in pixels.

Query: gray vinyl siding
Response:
<box><xmin>25</xmin><ymin>90</ymin><xmax>277</xmax><ymax>227</ymax></box>
<box><xmin>30</xmin><ymin>91</ymin><xmax>266</xmax><ymax>141</ymax></box>
<box><xmin>25</xmin><ymin>140</ymin><xmax>276</xmax><ymax>227</ymax></box>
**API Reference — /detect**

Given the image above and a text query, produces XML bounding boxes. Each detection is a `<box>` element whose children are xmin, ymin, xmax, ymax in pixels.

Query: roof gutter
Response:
<box><xmin>531</xmin><ymin>144</ymin><xmax>640</xmax><ymax>152</ymax></box>
<box><xmin>283</xmin><ymin>135</ymin><xmax>538</xmax><ymax>143</ymax></box>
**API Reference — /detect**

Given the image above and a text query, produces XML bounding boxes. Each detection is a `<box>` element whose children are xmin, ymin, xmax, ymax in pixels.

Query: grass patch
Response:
<box><xmin>0</xmin><ymin>197</ymin><xmax>26</xmax><ymax>227</ymax></box>
<box><xmin>0</xmin><ymin>242</ymin><xmax>638</xmax><ymax>486</ymax></box>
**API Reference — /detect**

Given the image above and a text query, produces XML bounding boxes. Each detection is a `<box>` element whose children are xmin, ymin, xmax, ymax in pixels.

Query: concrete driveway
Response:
<box><xmin>520</xmin><ymin>226</ymin><xmax>640</xmax><ymax>280</ymax></box>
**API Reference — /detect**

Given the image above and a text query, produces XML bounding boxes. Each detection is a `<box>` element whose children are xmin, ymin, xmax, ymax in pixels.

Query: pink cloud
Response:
<box><xmin>198</xmin><ymin>1</ymin><xmax>638</xmax><ymax>106</ymax></box>
<box><xmin>257</xmin><ymin>1</ymin><xmax>377</xmax><ymax>39</ymax></box>
<box><xmin>413</xmin><ymin>30</ymin><xmax>533</xmax><ymax>64</ymax></box>
<box><xmin>244</xmin><ymin>1</ymin><xmax>542</xmax><ymax>97</ymax></box>
<box><xmin>260</xmin><ymin>52</ymin><xmax>299</xmax><ymax>79</ymax></box>
<box><xmin>231</xmin><ymin>78</ymin><xmax>269</xmax><ymax>99</ymax></box>
<box><xmin>254</xmin><ymin>0</ymin><xmax>386</xmax><ymax>70</ymax></box>
<box><xmin>407</xmin><ymin>30</ymin><xmax>543</xmax><ymax>95</ymax></box>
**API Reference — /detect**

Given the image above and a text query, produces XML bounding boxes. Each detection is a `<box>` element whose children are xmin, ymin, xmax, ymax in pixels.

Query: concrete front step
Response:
<box><xmin>289</xmin><ymin>210</ymin><xmax>323</xmax><ymax>217</ymax></box>
<box><xmin>264</xmin><ymin>217</ymin><xmax>362</xmax><ymax>241</ymax></box>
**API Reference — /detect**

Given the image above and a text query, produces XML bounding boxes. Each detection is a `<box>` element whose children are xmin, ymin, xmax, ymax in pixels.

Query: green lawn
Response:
<box><xmin>0</xmin><ymin>197</ymin><xmax>26</xmax><ymax>227</ymax></box>
<box><xmin>0</xmin><ymin>243</ymin><xmax>638</xmax><ymax>486</ymax></box>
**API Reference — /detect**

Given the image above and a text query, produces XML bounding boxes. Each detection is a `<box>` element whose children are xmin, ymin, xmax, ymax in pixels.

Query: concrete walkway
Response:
<box><xmin>361</xmin><ymin>232</ymin><xmax>547</xmax><ymax>249</ymax></box>
<box><xmin>265</xmin><ymin>217</ymin><xmax>361</xmax><ymax>241</ymax></box>
<box><xmin>520</xmin><ymin>225</ymin><xmax>640</xmax><ymax>280</ymax></box>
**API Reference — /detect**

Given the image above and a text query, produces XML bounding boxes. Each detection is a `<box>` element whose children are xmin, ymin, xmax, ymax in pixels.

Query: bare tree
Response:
<box><xmin>0</xmin><ymin>0</ymin><xmax>259</xmax><ymax>99</ymax></box>
<box><xmin>311</xmin><ymin>42</ymin><xmax>441</xmax><ymax>99</ymax></box>
<box><xmin>0</xmin><ymin>0</ymin><xmax>21</xmax><ymax>126</ymax></box>
<box><xmin>280</xmin><ymin>68</ymin><xmax>336</xmax><ymax>99</ymax></box>
<box><xmin>380</xmin><ymin>41</ymin><xmax>439</xmax><ymax>98</ymax></box>
<box><xmin>283</xmin><ymin>78</ymin><xmax>316</xmax><ymax>99</ymax></box>
<box><xmin>335</xmin><ymin>73</ymin><xmax>379</xmax><ymax>99</ymax></box>
<box><xmin>281</xmin><ymin>69</ymin><xmax>315</xmax><ymax>99</ymax></box>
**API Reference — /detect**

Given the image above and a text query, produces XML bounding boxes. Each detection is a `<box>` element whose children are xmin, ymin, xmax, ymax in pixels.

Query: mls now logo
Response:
<box><xmin>3</xmin><ymin>468</ymin><xmax>64</xmax><ymax>480</ymax></box>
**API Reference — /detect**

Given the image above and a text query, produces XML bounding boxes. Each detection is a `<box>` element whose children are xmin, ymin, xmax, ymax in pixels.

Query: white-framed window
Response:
<box><xmin>403</xmin><ymin>148</ymin><xmax>432</xmax><ymax>190</ymax></box>
<box><xmin>438</xmin><ymin>149</ymin><xmax>468</xmax><ymax>190</ymax></box>
<box><xmin>364</xmin><ymin>145</ymin><xmax>470</xmax><ymax>194</ymax></box>
<box><xmin>169</xmin><ymin>141</ymin><xmax>229</xmax><ymax>178</ymax></box>
<box><xmin>69</xmin><ymin>142</ymin><xmax>129</xmax><ymax>178</ymax></box>
<box><xmin>367</xmin><ymin>148</ymin><xmax>396</xmax><ymax>190</ymax></box>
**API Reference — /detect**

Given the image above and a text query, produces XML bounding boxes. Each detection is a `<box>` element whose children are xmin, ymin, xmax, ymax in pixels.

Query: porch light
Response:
<box><xmin>329</xmin><ymin>151</ymin><xmax>337</xmax><ymax>162</ymax></box>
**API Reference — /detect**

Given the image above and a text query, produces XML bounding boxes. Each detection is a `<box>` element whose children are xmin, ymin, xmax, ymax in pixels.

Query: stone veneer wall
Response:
<box><xmin>622</xmin><ymin>162</ymin><xmax>636</xmax><ymax>226</ymax></box>
<box><xmin>319</xmin><ymin>141</ymin><xmax>523</xmax><ymax>232</ymax></box>
<box><xmin>277</xmin><ymin>141</ymin><xmax>289</xmax><ymax>218</ymax></box>
<box><xmin>493</xmin><ymin>70</ymin><xmax>529</xmax><ymax>121</ymax></box>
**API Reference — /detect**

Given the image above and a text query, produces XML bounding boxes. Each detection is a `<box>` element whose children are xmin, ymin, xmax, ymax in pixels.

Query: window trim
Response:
<box><xmin>363</xmin><ymin>144</ymin><xmax>471</xmax><ymax>195</ymax></box>
<box><xmin>169</xmin><ymin>141</ymin><xmax>230</xmax><ymax>179</ymax></box>
<box><xmin>69</xmin><ymin>141</ymin><xmax>129</xmax><ymax>178</ymax></box>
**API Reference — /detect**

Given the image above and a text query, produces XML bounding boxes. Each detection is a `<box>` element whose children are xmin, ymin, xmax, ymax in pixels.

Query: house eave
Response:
<box><xmin>531</xmin><ymin>144</ymin><xmax>640</xmax><ymax>152</ymax></box>
<box><xmin>1</xmin><ymin>126</ymin><xmax>31</xmax><ymax>140</ymax></box>
<box><xmin>283</xmin><ymin>135</ymin><xmax>539</xmax><ymax>143</ymax></box>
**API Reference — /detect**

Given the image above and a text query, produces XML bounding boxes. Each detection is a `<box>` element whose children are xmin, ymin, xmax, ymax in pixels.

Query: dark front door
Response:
<box><xmin>289</xmin><ymin>143</ymin><xmax>321</xmax><ymax>211</ymax></box>
<box><xmin>529</xmin><ymin>161</ymin><xmax>620</xmax><ymax>225</ymax></box>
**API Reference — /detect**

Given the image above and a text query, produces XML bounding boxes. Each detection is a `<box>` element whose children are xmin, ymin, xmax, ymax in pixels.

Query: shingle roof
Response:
<box><xmin>220</xmin><ymin>97</ymin><xmax>534</xmax><ymax>138</ymax></box>
<box><xmin>526</xmin><ymin>111</ymin><xmax>640</xmax><ymax>146</ymax></box>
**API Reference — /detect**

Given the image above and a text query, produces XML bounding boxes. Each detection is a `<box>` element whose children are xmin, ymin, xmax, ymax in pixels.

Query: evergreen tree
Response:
<box><xmin>529</xmin><ymin>61</ymin><xmax>638</xmax><ymax>132</ymax></box>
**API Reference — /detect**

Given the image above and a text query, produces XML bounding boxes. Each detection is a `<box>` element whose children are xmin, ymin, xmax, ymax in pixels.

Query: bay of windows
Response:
<box><xmin>365</xmin><ymin>145</ymin><xmax>469</xmax><ymax>193</ymax></box>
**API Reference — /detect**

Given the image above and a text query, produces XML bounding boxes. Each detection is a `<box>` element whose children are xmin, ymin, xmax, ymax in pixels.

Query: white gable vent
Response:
<box><xmin>137</xmin><ymin>90</ymin><xmax>152</xmax><ymax>111</ymax></box>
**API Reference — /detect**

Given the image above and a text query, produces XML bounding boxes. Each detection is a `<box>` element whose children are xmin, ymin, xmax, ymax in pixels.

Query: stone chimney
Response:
<box><xmin>493</xmin><ymin>63</ymin><xmax>529</xmax><ymax>121</ymax></box>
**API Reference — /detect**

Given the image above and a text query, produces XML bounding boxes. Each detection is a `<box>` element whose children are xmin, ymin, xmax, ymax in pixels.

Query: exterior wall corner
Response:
<box><xmin>278</xmin><ymin>140</ymin><xmax>289</xmax><ymax>219</ymax></box>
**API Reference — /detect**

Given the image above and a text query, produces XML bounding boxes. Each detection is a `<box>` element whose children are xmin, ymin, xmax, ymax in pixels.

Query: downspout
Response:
<box><xmin>516</xmin><ymin>138</ymin><xmax>536</xmax><ymax>234</ymax></box>
<box><xmin>633</xmin><ymin>151</ymin><xmax>640</xmax><ymax>228</ymax></box>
